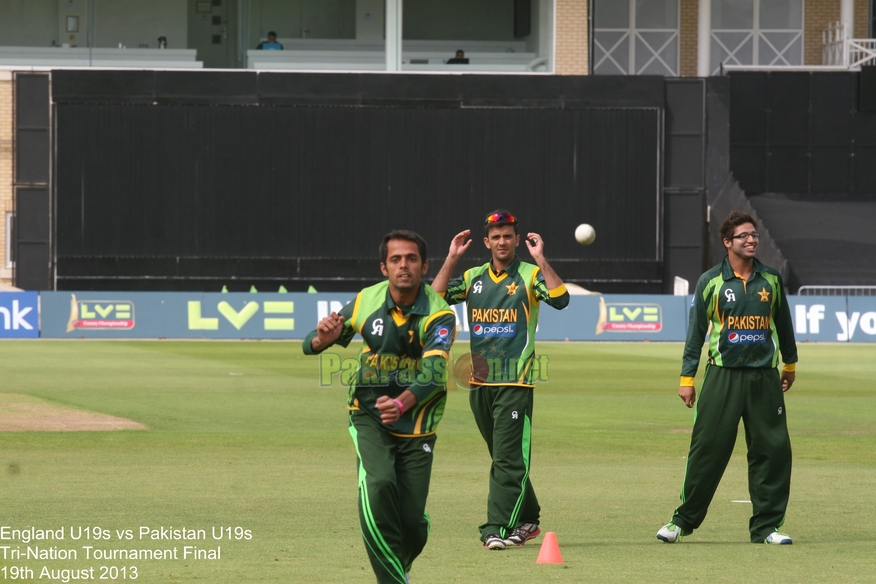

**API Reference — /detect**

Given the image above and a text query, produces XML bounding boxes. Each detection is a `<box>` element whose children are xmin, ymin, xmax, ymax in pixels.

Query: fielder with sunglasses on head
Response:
<box><xmin>431</xmin><ymin>210</ymin><xmax>569</xmax><ymax>550</ymax></box>
<box><xmin>657</xmin><ymin>211</ymin><xmax>798</xmax><ymax>546</ymax></box>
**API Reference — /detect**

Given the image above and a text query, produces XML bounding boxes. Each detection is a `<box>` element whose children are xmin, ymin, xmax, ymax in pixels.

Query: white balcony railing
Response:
<box><xmin>823</xmin><ymin>22</ymin><xmax>876</xmax><ymax>69</ymax></box>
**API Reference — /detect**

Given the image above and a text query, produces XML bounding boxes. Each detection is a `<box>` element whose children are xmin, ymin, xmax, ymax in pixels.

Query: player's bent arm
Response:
<box><xmin>430</xmin><ymin>258</ymin><xmax>456</xmax><ymax>294</ymax></box>
<box><xmin>405</xmin><ymin>311</ymin><xmax>456</xmax><ymax>402</ymax></box>
<box><xmin>532</xmin><ymin>254</ymin><xmax>564</xmax><ymax>291</ymax></box>
<box><xmin>376</xmin><ymin>390</ymin><xmax>418</xmax><ymax>425</ymax></box>
<box><xmin>302</xmin><ymin>308</ymin><xmax>354</xmax><ymax>355</ymax></box>
<box><xmin>432</xmin><ymin>230</ymin><xmax>472</xmax><ymax>293</ymax></box>
<box><xmin>533</xmin><ymin>272</ymin><xmax>569</xmax><ymax>310</ymax></box>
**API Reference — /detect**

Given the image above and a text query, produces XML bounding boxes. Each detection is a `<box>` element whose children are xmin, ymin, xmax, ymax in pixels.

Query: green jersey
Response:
<box><xmin>442</xmin><ymin>256</ymin><xmax>570</xmax><ymax>387</ymax></box>
<box><xmin>682</xmin><ymin>256</ymin><xmax>797</xmax><ymax>376</ymax></box>
<box><xmin>303</xmin><ymin>281</ymin><xmax>456</xmax><ymax>437</ymax></box>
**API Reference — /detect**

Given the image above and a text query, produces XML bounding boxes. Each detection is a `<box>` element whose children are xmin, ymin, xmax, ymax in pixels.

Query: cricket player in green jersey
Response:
<box><xmin>303</xmin><ymin>230</ymin><xmax>456</xmax><ymax>584</ymax></box>
<box><xmin>657</xmin><ymin>211</ymin><xmax>798</xmax><ymax>545</ymax></box>
<box><xmin>432</xmin><ymin>210</ymin><xmax>570</xmax><ymax>550</ymax></box>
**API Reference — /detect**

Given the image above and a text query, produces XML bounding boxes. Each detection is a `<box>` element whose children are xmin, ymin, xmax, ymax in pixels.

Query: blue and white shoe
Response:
<box><xmin>656</xmin><ymin>522</ymin><xmax>689</xmax><ymax>543</ymax></box>
<box><xmin>764</xmin><ymin>531</ymin><xmax>793</xmax><ymax>545</ymax></box>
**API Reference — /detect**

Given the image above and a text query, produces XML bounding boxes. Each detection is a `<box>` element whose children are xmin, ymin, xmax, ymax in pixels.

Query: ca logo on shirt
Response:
<box><xmin>371</xmin><ymin>318</ymin><xmax>384</xmax><ymax>336</ymax></box>
<box><xmin>724</xmin><ymin>289</ymin><xmax>736</xmax><ymax>302</ymax></box>
<box><xmin>472</xmin><ymin>281</ymin><xmax>483</xmax><ymax>294</ymax></box>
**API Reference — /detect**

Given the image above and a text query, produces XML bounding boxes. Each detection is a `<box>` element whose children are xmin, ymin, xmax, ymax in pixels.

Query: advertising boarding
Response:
<box><xmin>0</xmin><ymin>292</ymin><xmax>39</xmax><ymax>338</ymax></box>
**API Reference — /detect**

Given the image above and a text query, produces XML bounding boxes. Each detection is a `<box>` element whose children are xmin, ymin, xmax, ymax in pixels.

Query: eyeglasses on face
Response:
<box><xmin>484</xmin><ymin>212</ymin><xmax>517</xmax><ymax>225</ymax></box>
<box><xmin>730</xmin><ymin>232</ymin><xmax>760</xmax><ymax>241</ymax></box>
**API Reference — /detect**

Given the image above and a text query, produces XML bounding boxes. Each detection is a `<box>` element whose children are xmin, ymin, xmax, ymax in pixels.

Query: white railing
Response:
<box><xmin>798</xmin><ymin>286</ymin><xmax>876</xmax><ymax>296</ymax></box>
<box><xmin>848</xmin><ymin>39</ymin><xmax>876</xmax><ymax>69</ymax></box>
<box><xmin>822</xmin><ymin>22</ymin><xmax>876</xmax><ymax>69</ymax></box>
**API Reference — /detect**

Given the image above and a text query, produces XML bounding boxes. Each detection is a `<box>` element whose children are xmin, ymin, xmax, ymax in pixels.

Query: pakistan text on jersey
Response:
<box><xmin>726</xmin><ymin>315</ymin><xmax>772</xmax><ymax>330</ymax></box>
<box><xmin>470</xmin><ymin>308</ymin><xmax>518</xmax><ymax>323</ymax></box>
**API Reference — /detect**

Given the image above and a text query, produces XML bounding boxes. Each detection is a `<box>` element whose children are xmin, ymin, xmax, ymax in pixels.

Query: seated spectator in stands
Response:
<box><xmin>256</xmin><ymin>32</ymin><xmax>283</xmax><ymax>50</ymax></box>
<box><xmin>447</xmin><ymin>49</ymin><xmax>469</xmax><ymax>64</ymax></box>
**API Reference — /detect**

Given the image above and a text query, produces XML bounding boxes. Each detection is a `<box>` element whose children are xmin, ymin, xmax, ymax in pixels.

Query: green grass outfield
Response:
<box><xmin>1</xmin><ymin>341</ymin><xmax>875</xmax><ymax>583</ymax></box>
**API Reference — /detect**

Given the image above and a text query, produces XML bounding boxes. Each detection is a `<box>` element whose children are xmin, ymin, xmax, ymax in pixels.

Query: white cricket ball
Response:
<box><xmin>575</xmin><ymin>223</ymin><xmax>596</xmax><ymax>245</ymax></box>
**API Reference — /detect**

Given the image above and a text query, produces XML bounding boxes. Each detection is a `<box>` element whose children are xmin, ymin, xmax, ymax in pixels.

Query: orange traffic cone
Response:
<box><xmin>536</xmin><ymin>531</ymin><xmax>563</xmax><ymax>564</ymax></box>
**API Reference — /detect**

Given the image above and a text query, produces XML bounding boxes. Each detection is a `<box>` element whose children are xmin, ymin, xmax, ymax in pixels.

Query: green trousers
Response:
<box><xmin>672</xmin><ymin>365</ymin><xmax>792</xmax><ymax>543</ymax></box>
<box><xmin>349</xmin><ymin>412</ymin><xmax>436</xmax><ymax>584</ymax></box>
<box><xmin>470</xmin><ymin>385</ymin><xmax>540</xmax><ymax>540</ymax></box>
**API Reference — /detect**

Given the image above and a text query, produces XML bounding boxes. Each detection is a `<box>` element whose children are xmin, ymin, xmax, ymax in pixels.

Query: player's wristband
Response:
<box><xmin>394</xmin><ymin>399</ymin><xmax>406</xmax><ymax>415</ymax></box>
<box><xmin>782</xmin><ymin>363</ymin><xmax>796</xmax><ymax>372</ymax></box>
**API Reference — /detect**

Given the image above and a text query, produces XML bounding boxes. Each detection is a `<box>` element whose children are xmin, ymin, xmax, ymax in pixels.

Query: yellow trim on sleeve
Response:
<box><xmin>528</xmin><ymin>267</ymin><xmax>540</xmax><ymax>307</ymax></box>
<box><xmin>350</xmin><ymin>292</ymin><xmax>364</xmax><ymax>334</ymax></box>
<box><xmin>782</xmin><ymin>363</ymin><xmax>796</xmax><ymax>372</ymax></box>
<box><xmin>423</xmin><ymin>309</ymin><xmax>455</xmax><ymax>331</ymax></box>
<box><xmin>680</xmin><ymin>376</ymin><xmax>695</xmax><ymax>387</ymax></box>
<box><xmin>422</xmin><ymin>349</ymin><xmax>449</xmax><ymax>359</ymax></box>
<box><xmin>548</xmin><ymin>283</ymin><xmax>568</xmax><ymax>298</ymax></box>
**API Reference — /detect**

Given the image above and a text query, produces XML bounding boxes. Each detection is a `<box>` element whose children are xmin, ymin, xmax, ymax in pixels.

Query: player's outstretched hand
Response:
<box><xmin>447</xmin><ymin>230</ymin><xmax>472</xmax><ymax>260</ymax></box>
<box><xmin>315</xmin><ymin>312</ymin><xmax>345</xmax><ymax>348</ymax></box>
<box><xmin>375</xmin><ymin>395</ymin><xmax>400</xmax><ymax>425</ymax></box>
<box><xmin>679</xmin><ymin>385</ymin><xmax>696</xmax><ymax>408</ymax></box>
<box><xmin>525</xmin><ymin>232</ymin><xmax>545</xmax><ymax>259</ymax></box>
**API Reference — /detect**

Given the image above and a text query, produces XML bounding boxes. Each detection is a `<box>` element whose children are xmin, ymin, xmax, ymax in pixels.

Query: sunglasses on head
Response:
<box><xmin>484</xmin><ymin>213</ymin><xmax>517</xmax><ymax>225</ymax></box>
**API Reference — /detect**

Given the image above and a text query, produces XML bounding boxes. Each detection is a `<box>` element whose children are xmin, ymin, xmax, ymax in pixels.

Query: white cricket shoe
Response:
<box><xmin>764</xmin><ymin>531</ymin><xmax>793</xmax><ymax>545</ymax></box>
<box><xmin>656</xmin><ymin>522</ymin><xmax>688</xmax><ymax>543</ymax></box>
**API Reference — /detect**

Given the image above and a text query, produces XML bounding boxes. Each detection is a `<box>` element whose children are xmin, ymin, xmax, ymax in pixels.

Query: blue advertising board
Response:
<box><xmin>36</xmin><ymin>291</ymin><xmax>876</xmax><ymax>343</ymax></box>
<box><xmin>40</xmin><ymin>292</ymin><xmax>690</xmax><ymax>341</ymax></box>
<box><xmin>844</xmin><ymin>296</ymin><xmax>876</xmax><ymax>343</ymax></box>
<box><xmin>789</xmin><ymin>295</ymin><xmax>876</xmax><ymax>343</ymax></box>
<box><xmin>0</xmin><ymin>292</ymin><xmax>40</xmax><ymax>338</ymax></box>
<box><xmin>40</xmin><ymin>292</ymin><xmax>356</xmax><ymax>339</ymax></box>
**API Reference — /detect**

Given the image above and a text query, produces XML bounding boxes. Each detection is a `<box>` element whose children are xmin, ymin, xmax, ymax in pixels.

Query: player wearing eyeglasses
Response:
<box><xmin>431</xmin><ymin>210</ymin><xmax>569</xmax><ymax>550</ymax></box>
<box><xmin>656</xmin><ymin>211</ymin><xmax>798</xmax><ymax>546</ymax></box>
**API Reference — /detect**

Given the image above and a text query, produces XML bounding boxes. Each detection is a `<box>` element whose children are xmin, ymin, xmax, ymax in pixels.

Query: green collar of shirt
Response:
<box><xmin>720</xmin><ymin>256</ymin><xmax>766</xmax><ymax>282</ymax></box>
<box><xmin>489</xmin><ymin>255</ymin><xmax>522</xmax><ymax>278</ymax></box>
<box><xmin>382</xmin><ymin>283</ymin><xmax>431</xmax><ymax>316</ymax></box>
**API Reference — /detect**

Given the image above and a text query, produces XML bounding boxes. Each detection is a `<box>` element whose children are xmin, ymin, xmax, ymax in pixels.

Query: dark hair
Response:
<box><xmin>484</xmin><ymin>208</ymin><xmax>519</xmax><ymax>235</ymax></box>
<box><xmin>719</xmin><ymin>211</ymin><xmax>757</xmax><ymax>242</ymax></box>
<box><xmin>267</xmin><ymin>31</ymin><xmax>277</xmax><ymax>37</ymax></box>
<box><xmin>379</xmin><ymin>230</ymin><xmax>427</xmax><ymax>264</ymax></box>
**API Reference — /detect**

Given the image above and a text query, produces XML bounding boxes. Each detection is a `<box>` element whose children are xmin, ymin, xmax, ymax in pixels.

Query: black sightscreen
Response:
<box><xmin>56</xmin><ymin>104</ymin><xmax>659</xmax><ymax>285</ymax></box>
<box><xmin>729</xmin><ymin>71</ymin><xmax>868</xmax><ymax>195</ymax></box>
<box><xmin>53</xmin><ymin>73</ymin><xmax>664</xmax><ymax>292</ymax></box>
<box><xmin>14</xmin><ymin>188</ymin><xmax>51</xmax><ymax>290</ymax></box>
<box><xmin>15</xmin><ymin>74</ymin><xmax>51</xmax><ymax>184</ymax></box>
